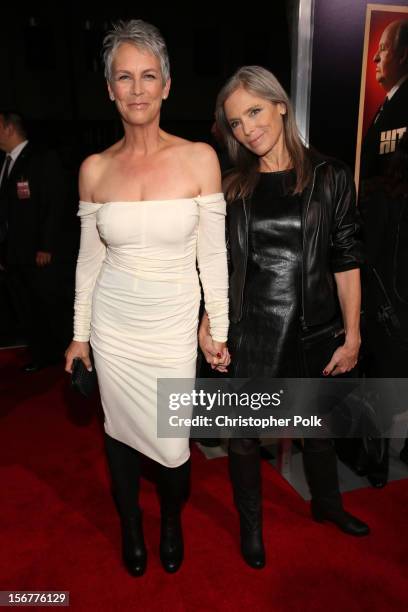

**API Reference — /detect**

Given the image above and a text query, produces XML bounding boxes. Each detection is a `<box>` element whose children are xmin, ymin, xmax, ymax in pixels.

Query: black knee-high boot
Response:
<box><xmin>228</xmin><ymin>440</ymin><xmax>265</xmax><ymax>568</ymax></box>
<box><xmin>157</xmin><ymin>459</ymin><xmax>190</xmax><ymax>573</ymax></box>
<box><xmin>303</xmin><ymin>440</ymin><xmax>369</xmax><ymax>536</ymax></box>
<box><xmin>104</xmin><ymin>434</ymin><xmax>147</xmax><ymax>576</ymax></box>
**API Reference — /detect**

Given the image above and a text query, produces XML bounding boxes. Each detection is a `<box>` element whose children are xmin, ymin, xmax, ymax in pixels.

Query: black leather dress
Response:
<box><xmin>229</xmin><ymin>170</ymin><xmax>304</xmax><ymax>377</ymax></box>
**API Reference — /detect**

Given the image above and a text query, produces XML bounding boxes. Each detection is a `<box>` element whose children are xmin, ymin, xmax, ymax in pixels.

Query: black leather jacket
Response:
<box><xmin>227</xmin><ymin>155</ymin><xmax>364</xmax><ymax>329</ymax></box>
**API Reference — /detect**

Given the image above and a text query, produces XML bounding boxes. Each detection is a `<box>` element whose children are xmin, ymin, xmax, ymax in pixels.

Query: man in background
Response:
<box><xmin>0</xmin><ymin>110</ymin><xmax>68</xmax><ymax>371</ymax></box>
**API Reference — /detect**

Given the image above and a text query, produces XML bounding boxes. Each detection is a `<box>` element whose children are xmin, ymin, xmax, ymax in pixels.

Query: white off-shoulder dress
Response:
<box><xmin>73</xmin><ymin>194</ymin><xmax>229</xmax><ymax>467</ymax></box>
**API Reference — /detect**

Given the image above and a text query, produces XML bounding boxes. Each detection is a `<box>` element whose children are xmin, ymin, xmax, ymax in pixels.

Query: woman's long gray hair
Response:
<box><xmin>215</xmin><ymin>65</ymin><xmax>312</xmax><ymax>200</ymax></box>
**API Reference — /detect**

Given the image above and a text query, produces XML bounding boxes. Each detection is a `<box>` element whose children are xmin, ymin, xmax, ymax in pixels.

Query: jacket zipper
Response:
<box><xmin>300</xmin><ymin>161</ymin><xmax>326</xmax><ymax>331</ymax></box>
<box><xmin>239</xmin><ymin>196</ymin><xmax>249</xmax><ymax>320</ymax></box>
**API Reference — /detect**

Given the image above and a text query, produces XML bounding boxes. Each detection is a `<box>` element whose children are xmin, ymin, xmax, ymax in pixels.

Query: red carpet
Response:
<box><xmin>1</xmin><ymin>348</ymin><xmax>408</xmax><ymax>611</ymax></box>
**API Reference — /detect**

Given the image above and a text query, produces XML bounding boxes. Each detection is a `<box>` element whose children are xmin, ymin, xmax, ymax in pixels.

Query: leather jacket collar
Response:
<box><xmin>227</xmin><ymin>155</ymin><xmax>363</xmax><ymax>328</ymax></box>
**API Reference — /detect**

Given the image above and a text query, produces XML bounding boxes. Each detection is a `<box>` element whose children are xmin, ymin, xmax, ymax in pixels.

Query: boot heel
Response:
<box><xmin>160</xmin><ymin>513</ymin><xmax>184</xmax><ymax>573</ymax></box>
<box><xmin>121</xmin><ymin>515</ymin><xmax>147</xmax><ymax>577</ymax></box>
<box><xmin>228</xmin><ymin>446</ymin><xmax>265</xmax><ymax>569</ymax></box>
<box><xmin>240</xmin><ymin>526</ymin><xmax>266</xmax><ymax>569</ymax></box>
<box><xmin>157</xmin><ymin>459</ymin><xmax>190</xmax><ymax>574</ymax></box>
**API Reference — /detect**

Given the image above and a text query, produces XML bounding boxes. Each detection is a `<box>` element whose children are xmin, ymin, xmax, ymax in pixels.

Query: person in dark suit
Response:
<box><xmin>0</xmin><ymin>110</ymin><xmax>67</xmax><ymax>371</ymax></box>
<box><xmin>361</xmin><ymin>19</ymin><xmax>408</xmax><ymax>183</ymax></box>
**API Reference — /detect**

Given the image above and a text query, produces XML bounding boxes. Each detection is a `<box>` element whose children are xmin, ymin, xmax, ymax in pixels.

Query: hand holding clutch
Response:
<box><xmin>71</xmin><ymin>356</ymin><xmax>97</xmax><ymax>398</ymax></box>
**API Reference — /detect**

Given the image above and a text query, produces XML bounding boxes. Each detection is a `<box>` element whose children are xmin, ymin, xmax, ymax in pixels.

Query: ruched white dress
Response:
<box><xmin>73</xmin><ymin>194</ymin><xmax>228</xmax><ymax>467</ymax></box>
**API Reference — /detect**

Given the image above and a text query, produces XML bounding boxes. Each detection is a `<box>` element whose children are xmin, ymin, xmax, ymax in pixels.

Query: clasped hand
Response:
<box><xmin>198</xmin><ymin>315</ymin><xmax>231</xmax><ymax>373</ymax></box>
<box><xmin>36</xmin><ymin>251</ymin><xmax>52</xmax><ymax>267</ymax></box>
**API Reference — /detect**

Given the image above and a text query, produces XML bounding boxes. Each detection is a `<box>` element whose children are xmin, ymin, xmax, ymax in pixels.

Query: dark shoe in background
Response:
<box><xmin>360</xmin><ymin>438</ymin><xmax>389</xmax><ymax>488</ymax></box>
<box><xmin>196</xmin><ymin>438</ymin><xmax>221</xmax><ymax>448</ymax></box>
<box><xmin>21</xmin><ymin>361</ymin><xmax>42</xmax><ymax>373</ymax></box>
<box><xmin>336</xmin><ymin>438</ymin><xmax>389</xmax><ymax>488</ymax></box>
<box><xmin>21</xmin><ymin>353</ymin><xmax>62</xmax><ymax>373</ymax></box>
<box><xmin>400</xmin><ymin>439</ymin><xmax>408</xmax><ymax>465</ymax></box>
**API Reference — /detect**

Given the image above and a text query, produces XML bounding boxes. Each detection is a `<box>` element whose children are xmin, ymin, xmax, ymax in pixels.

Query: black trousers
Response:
<box><xmin>104</xmin><ymin>434</ymin><xmax>190</xmax><ymax>519</ymax></box>
<box><xmin>6</xmin><ymin>262</ymin><xmax>68</xmax><ymax>362</ymax></box>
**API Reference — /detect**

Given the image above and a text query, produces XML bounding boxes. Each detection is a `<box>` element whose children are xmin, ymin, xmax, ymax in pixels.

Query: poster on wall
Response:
<box><xmin>355</xmin><ymin>3</ymin><xmax>408</xmax><ymax>189</ymax></box>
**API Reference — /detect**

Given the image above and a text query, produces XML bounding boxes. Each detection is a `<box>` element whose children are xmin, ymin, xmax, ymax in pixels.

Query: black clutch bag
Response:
<box><xmin>71</xmin><ymin>355</ymin><xmax>97</xmax><ymax>398</ymax></box>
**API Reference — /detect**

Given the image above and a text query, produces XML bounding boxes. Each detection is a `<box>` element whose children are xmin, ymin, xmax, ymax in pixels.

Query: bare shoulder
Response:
<box><xmin>184</xmin><ymin>141</ymin><xmax>219</xmax><ymax>166</ymax></box>
<box><xmin>177</xmin><ymin>141</ymin><xmax>221</xmax><ymax>178</ymax></box>
<box><xmin>164</xmin><ymin>137</ymin><xmax>221</xmax><ymax>192</ymax></box>
<box><xmin>186</xmin><ymin>142</ymin><xmax>222</xmax><ymax>194</ymax></box>
<box><xmin>80</xmin><ymin>140</ymin><xmax>123</xmax><ymax>173</ymax></box>
<box><xmin>165</xmin><ymin>136</ymin><xmax>218</xmax><ymax>164</ymax></box>
<box><xmin>79</xmin><ymin>153</ymin><xmax>104</xmax><ymax>178</ymax></box>
<box><xmin>79</xmin><ymin>150</ymin><xmax>113</xmax><ymax>201</ymax></box>
<box><xmin>79</xmin><ymin>153</ymin><xmax>106</xmax><ymax>182</ymax></box>
<box><xmin>78</xmin><ymin>155</ymin><xmax>100</xmax><ymax>201</ymax></box>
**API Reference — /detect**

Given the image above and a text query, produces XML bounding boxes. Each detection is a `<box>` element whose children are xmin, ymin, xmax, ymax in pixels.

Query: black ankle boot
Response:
<box><xmin>160</xmin><ymin>512</ymin><xmax>183</xmax><ymax>573</ymax></box>
<box><xmin>311</xmin><ymin>497</ymin><xmax>370</xmax><ymax>536</ymax></box>
<box><xmin>229</xmin><ymin>445</ymin><xmax>265</xmax><ymax>569</ymax></box>
<box><xmin>121</xmin><ymin>514</ymin><xmax>147</xmax><ymax>576</ymax></box>
<box><xmin>104</xmin><ymin>434</ymin><xmax>147</xmax><ymax>575</ymax></box>
<box><xmin>303</xmin><ymin>444</ymin><xmax>370</xmax><ymax>537</ymax></box>
<box><xmin>239</xmin><ymin>501</ymin><xmax>266</xmax><ymax>569</ymax></box>
<box><xmin>157</xmin><ymin>459</ymin><xmax>190</xmax><ymax>573</ymax></box>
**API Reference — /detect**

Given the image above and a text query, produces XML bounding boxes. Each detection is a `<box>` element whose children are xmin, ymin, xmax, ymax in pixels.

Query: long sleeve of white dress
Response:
<box><xmin>73</xmin><ymin>202</ymin><xmax>106</xmax><ymax>342</ymax></box>
<box><xmin>196</xmin><ymin>193</ymin><xmax>229</xmax><ymax>342</ymax></box>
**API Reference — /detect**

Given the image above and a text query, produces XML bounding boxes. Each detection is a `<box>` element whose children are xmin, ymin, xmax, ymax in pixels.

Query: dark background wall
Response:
<box><xmin>0</xmin><ymin>4</ymin><xmax>293</xmax><ymax>341</ymax></box>
<box><xmin>7</xmin><ymin>3</ymin><xmax>407</xmax><ymax>182</ymax></box>
<box><xmin>1</xmin><ymin>4</ymin><xmax>292</xmax><ymax>163</ymax></box>
<box><xmin>310</xmin><ymin>0</ymin><xmax>407</xmax><ymax>170</ymax></box>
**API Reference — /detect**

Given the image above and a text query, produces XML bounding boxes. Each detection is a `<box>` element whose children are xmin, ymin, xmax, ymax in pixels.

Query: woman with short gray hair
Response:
<box><xmin>102</xmin><ymin>19</ymin><xmax>170</xmax><ymax>84</ymax></box>
<box><xmin>65</xmin><ymin>19</ymin><xmax>230</xmax><ymax>577</ymax></box>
